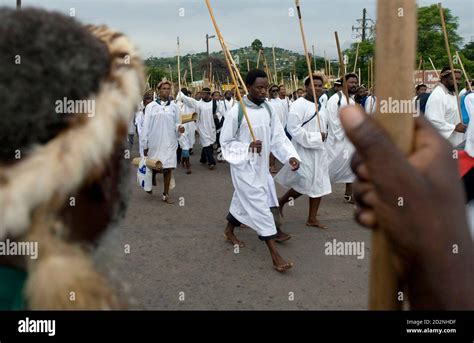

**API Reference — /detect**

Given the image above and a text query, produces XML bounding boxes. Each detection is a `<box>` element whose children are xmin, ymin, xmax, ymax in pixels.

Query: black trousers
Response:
<box><xmin>200</xmin><ymin>145</ymin><xmax>216</xmax><ymax>166</ymax></box>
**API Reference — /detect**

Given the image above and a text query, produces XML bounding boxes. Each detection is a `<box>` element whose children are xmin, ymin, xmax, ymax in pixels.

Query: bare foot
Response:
<box><xmin>162</xmin><ymin>194</ymin><xmax>175</xmax><ymax>204</ymax></box>
<box><xmin>275</xmin><ymin>231</ymin><xmax>292</xmax><ymax>243</ymax></box>
<box><xmin>273</xmin><ymin>256</ymin><xmax>293</xmax><ymax>273</ymax></box>
<box><xmin>223</xmin><ymin>232</ymin><xmax>245</xmax><ymax>247</ymax></box>
<box><xmin>306</xmin><ymin>220</ymin><xmax>328</xmax><ymax>229</ymax></box>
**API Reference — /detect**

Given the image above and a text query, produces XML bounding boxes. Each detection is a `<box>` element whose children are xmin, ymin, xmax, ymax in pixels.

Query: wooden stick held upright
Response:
<box><xmin>335</xmin><ymin>31</ymin><xmax>350</xmax><ymax>103</ymax></box>
<box><xmin>429</xmin><ymin>57</ymin><xmax>439</xmax><ymax>78</ymax></box>
<box><xmin>353</xmin><ymin>41</ymin><xmax>360</xmax><ymax>73</ymax></box>
<box><xmin>189</xmin><ymin>57</ymin><xmax>194</xmax><ymax>84</ymax></box>
<box><xmin>177</xmin><ymin>37</ymin><xmax>181</xmax><ymax>96</ymax></box>
<box><xmin>369</xmin><ymin>0</ymin><xmax>417</xmax><ymax>310</ymax></box>
<box><xmin>438</xmin><ymin>2</ymin><xmax>462</xmax><ymax>124</ymax></box>
<box><xmin>456</xmin><ymin>51</ymin><xmax>472</xmax><ymax>92</ymax></box>
<box><xmin>205</xmin><ymin>0</ymin><xmax>256</xmax><ymax>142</ymax></box>
<box><xmin>294</xmin><ymin>0</ymin><xmax>322</xmax><ymax>132</ymax></box>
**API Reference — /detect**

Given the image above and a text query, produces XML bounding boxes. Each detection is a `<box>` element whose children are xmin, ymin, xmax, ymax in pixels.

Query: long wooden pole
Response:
<box><xmin>456</xmin><ymin>51</ymin><xmax>472</xmax><ymax>92</ymax></box>
<box><xmin>256</xmin><ymin>49</ymin><xmax>261</xmax><ymax>69</ymax></box>
<box><xmin>438</xmin><ymin>2</ymin><xmax>462</xmax><ymax>123</ymax></box>
<box><xmin>205</xmin><ymin>0</ymin><xmax>256</xmax><ymax>142</ymax></box>
<box><xmin>428</xmin><ymin>57</ymin><xmax>439</xmax><ymax>78</ymax></box>
<box><xmin>335</xmin><ymin>32</ymin><xmax>350</xmax><ymax>103</ymax></box>
<box><xmin>312</xmin><ymin>44</ymin><xmax>317</xmax><ymax>72</ymax></box>
<box><xmin>370</xmin><ymin>0</ymin><xmax>417</xmax><ymax>310</ymax></box>
<box><xmin>189</xmin><ymin>57</ymin><xmax>194</xmax><ymax>84</ymax></box>
<box><xmin>272</xmin><ymin>45</ymin><xmax>278</xmax><ymax>84</ymax></box>
<box><xmin>295</xmin><ymin>0</ymin><xmax>322</xmax><ymax>132</ymax></box>
<box><xmin>177</xmin><ymin>37</ymin><xmax>181</xmax><ymax>96</ymax></box>
<box><xmin>353</xmin><ymin>41</ymin><xmax>360</xmax><ymax>73</ymax></box>
<box><xmin>247</xmin><ymin>59</ymin><xmax>250</xmax><ymax>72</ymax></box>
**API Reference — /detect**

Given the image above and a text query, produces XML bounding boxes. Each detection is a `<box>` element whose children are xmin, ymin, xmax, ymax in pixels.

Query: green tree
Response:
<box><xmin>146</xmin><ymin>66</ymin><xmax>166</xmax><ymax>89</ymax></box>
<box><xmin>417</xmin><ymin>4</ymin><xmax>462</xmax><ymax>70</ymax></box>
<box><xmin>251</xmin><ymin>39</ymin><xmax>263</xmax><ymax>52</ymax></box>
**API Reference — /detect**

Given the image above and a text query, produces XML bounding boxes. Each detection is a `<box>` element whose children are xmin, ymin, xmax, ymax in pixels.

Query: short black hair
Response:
<box><xmin>304</xmin><ymin>75</ymin><xmax>324</xmax><ymax>87</ymax></box>
<box><xmin>202</xmin><ymin>87</ymin><xmax>211</xmax><ymax>93</ymax></box>
<box><xmin>245</xmin><ymin>69</ymin><xmax>267</xmax><ymax>86</ymax></box>
<box><xmin>212</xmin><ymin>91</ymin><xmax>220</xmax><ymax>96</ymax></box>
<box><xmin>415</xmin><ymin>83</ymin><xmax>427</xmax><ymax>91</ymax></box>
<box><xmin>343</xmin><ymin>73</ymin><xmax>359</xmax><ymax>82</ymax></box>
<box><xmin>0</xmin><ymin>8</ymin><xmax>109</xmax><ymax>162</ymax></box>
<box><xmin>278</xmin><ymin>84</ymin><xmax>286</xmax><ymax>91</ymax></box>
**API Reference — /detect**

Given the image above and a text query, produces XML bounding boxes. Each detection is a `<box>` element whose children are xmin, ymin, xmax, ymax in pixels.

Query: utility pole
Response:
<box><xmin>17</xmin><ymin>0</ymin><xmax>21</xmax><ymax>9</ymax></box>
<box><xmin>352</xmin><ymin>8</ymin><xmax>375</xmax><ymax>42</ymax></box>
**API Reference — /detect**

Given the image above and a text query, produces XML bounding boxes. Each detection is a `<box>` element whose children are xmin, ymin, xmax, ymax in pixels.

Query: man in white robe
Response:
<box><xmin>425</xmin><ymin>68</ymin><xmax>466</xmax><ymax>146</ymax></box>
<box><xmin>276</xmin><ymin>74</ymin><xmax>331</xmax><ymax>229</ymax></box>
<box><xmin>135</xmin><ymin>92</ymin><xmax>153</xmax><ymax>157</ymax></box>
<box><xmin>178</xmin><ymin>87</ymin><xmax>224</xmax><ymax>169</ymax></box>
<box><xmin>223</xmin><ymin>90</ymin><xmax>236</xmax><ymax>115</ymax></box>
<box><xmin>268</xmin><ymin>84</ymin><xmax>289</xmax><ymax>173</ymax></box>
<box><xmin>177</xmin><ymin>88</ymin><xmax>196</xmax><ymax>155</ymax></box>
<box><xmin>220</xmin><ymin>69</ymin><xmax>301</xmax><ymax>272</ymax></box>
<box><xmin>141</xmin><ymin>81</ymin><xmax>183</xmax><ymax>203</ymax></box>
<box><xmin>326</xmin><ymin>73</ymin><xmax>359</xmax><ymax>203</ymax></box>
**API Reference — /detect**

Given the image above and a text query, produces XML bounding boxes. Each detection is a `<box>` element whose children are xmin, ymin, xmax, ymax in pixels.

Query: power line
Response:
<box><xmin>352</xmin><ymin>8</ymin><xmax>375</xmax><ymax>42</ymax></box>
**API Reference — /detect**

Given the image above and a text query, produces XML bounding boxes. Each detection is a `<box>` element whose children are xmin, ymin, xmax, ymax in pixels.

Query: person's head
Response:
<box><xmin>0</xmin><ymin>8</ymin><xmax>144</xmax><ymax>309</ymax></box>
<box><xmin>343</xmin><ymin>73</ymin><xmax>359</xmax><ymax>95</ymax></box>
<box><xmin>304</xmin><ymin>75</ymin><xmax>324</xmax><ymax>98</ymax></box>
<box><xmin>440</xmin><ymin>67</ymin><xmax>462</xmax><ymax>92</ymax></box>
<box><xmin>415</xmin><ymin>83</ymin><xmax>427</xmax><ymax>96</ymax></box>
<box><xmin>245</xmin><ymin>69</ymin><xmax>268</xmax><ymax>104</ymax></box>
<box><xmin>212</xmin><ymin>91</ymin><xmax>221</xmax><ymax>100</ymax></box>
<box><xmin>157</xmin><ymin>80</ymin><xmax>171</xmax><ymax>99</ymax></box>
<box><xmin>181</xmin><ymin>87</ymin><xmax>190</xmax><ymax>96</ymax></box>
<box><xmin>333</xmin><ymin>79</ymin><xmax>343</xmax><ymax>92</ymax></box>
<box><xmin>268</xmin><ymin>84</ymin><xmax>279</xmax><ymax>99</ymax></box>
<box><xmin>195</xmin><ymin>91</ymin><xmax>203</xmax><ymax>100</ymax></box>
<box><xmin>356</xmin><ymin>85</ymin><xmax>367</xmax><ymax>98</ymax></box>
<box><xmin>201</xmin><ymin>87</ymin><xmax>211</xmax><ymax>101</ymax></box>
<box><xmin>296</xmin><ymin>88</ymin><xmax>304</xmax><ymax>98</ymax></box>
<box><xmin>292</xmin><ymin>91</ymin><xmax>297</xmax><ymax>100</ymax></box>
<box><xmin>143</xmin><ymin>92</ymin><xmax>153</xmax><ymax>107</ymax></box>
<box><xmin>278</xmin><ymin>84</ymin><xmax>286</xmax><ymax>98</ymax></box>
<box><xmin>224</xmin><ymin>90</ymin><xmax>233</xmax><ymax>100</ymax></box>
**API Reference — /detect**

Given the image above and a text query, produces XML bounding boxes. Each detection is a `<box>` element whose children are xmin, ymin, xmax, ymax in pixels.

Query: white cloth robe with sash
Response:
<box><xmin>220</xmin><ymin>96</ymin><xmax>300</xmax><ymax>238</ymax></box>
<box><xmin>135</xmin><ymin>108</ymin><xmax>145</xmax><ymax>157</ymax></box>
<box><xmin>326</xmin><ymin>92</ymin><xmax>356</xmax><ymax>183</ymax></box>
<box><xmin>425</xmin><ymin>83</ymin><xmax>465</xmax><ymax>146</ymax></box>
<box><xmin>178</xmin><ymin>92</ymin><xmax>224</xmax><ymax>147</ymax></box>
<box><xmin>140</xmin><ymin>99</ymin><xmax>180</xmax><ymax>169</ymax></box>
<box><xmin>275</xmin><ymin>97</ymin><xmax>331</xmax><ymax>198</ymax></box>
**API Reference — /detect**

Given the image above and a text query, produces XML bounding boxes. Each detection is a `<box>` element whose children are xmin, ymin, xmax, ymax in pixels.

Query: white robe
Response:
<box><xmin>319</xmin><ymin>93</ymin><xmax>329</xmax><ymax>110</ymax></box>
<box><xmin>326</xmin><ymin>92</ymin><xmax>356</xmax><ymax>183</ymax></box>
<box><xmin>140</xmin><ymin>100</ymin><xmax>180</xmax><ymax>169</ymax></box>
<box><xmin>464</xmin><ymin>93</ymin><xmax>474</xmax><ymax>157</ymax></box>
<box><xmin>179</xmin><ymin>92</ymin><xmax>223</xmax><ymax>147</ymax></box>
<box><xmin>223</xmin><ymin>98</ymin><xmax>236</xmax><ymax>116</ymax></box>
<box><xmin>220</xmin><ymin>96</ymin><xmax>300</xmax><ymax>238</ymax></box>
<box><xmin>364</xmin><ymin>95</ymin><xmax>377</xmax><ymax>115</ymax></box>
<box><xmin>178</xmin><ymin>101</ymin><xmax>196</xmax><ymax>149</ymax></box>
<box><xmin>135</xmin><ymin>109</ymin><xmax>145</xmax><ymax>157</ymax></box>
<box><xmin>425</xmin><ymin>83</ymin><xmax>464</xmax><ymax>146</ymax></box>
<box><xmin>275</xmin><ymin>97</ymin><xmax>331</xmax><ymax>198</ymax></box>
<box><xmin>268</xmin><ymin>98</ymin><xmax>288</xmax><ymax>128</ymax></box>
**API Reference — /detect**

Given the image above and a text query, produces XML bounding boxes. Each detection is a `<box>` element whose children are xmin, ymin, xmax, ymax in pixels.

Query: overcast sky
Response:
<box><xmin>2</xmin><ymin>0</ymin><xmax>473</xmax><ymax>59</ymax></box>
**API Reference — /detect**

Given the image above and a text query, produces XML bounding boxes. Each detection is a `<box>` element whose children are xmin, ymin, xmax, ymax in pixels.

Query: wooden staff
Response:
<box><xmin>168</xmin><ymin>64</ymin><xmax>175</xmax><ymax>96</ymax></box>
<box><xmin>370</xmin><ymin>57</ymin><xmax>374</xmax><ymax>93</ymax></box>
<box><xmin>438</xmin><ymin>2</ymin><xmax>462</xmax><ymax>123</ymax></box>
<box><xmin>189</xmin><ymin>57</ymin><xmax>194</xmax><ymax>84</ymax></box>
<box><xmin>177</xmin><ymin>37</ymin><xmax>181</xmax><ymax>96</ymax></box>
<box><xmin>428</xmin><ymin>57</ymin><xmax>439</xmax><ymax>78</ymax></box>
<box><xmin>247</xmin><ymin>59</ymin><xmax>250</xmax><ymax>72</ymax></box>
<box><xmin>205</xmin><ymin>0</ymin><xmax>256</xmax><ymax>142</ymax></box>
<box><xmin>367</xmin><ymin>58</ymin><xmax>371</xmax><ymax>89</ymax></box>
<box><xmin>312</xmin><ymin>44</ymin><xmax>317</xmax><ymax>72</ymax></box>
<box><xmin>456</xmin><ymin>51</ymin><xmax>472</xmax><ymax>92</ymax></box>
<box><xmin>219</xmin><ymin>38</ymin><xmax>248</xmax><ymax>93</ymax></box>
<box><xmin>353</xmin><ymin>41</ymin><xmax>360</xmax><ymax>73</ymax></box>
<box><xmin>183</xmin><ymin>69</ymin><xmax>188</xmax><ymax>88</ymax></box>
<box><xmin>293</xmin><ymin>73</ymin><xmax>298</xmax><ymax>91</ymax></box>
<box><xmin>261</xmin><ymin>49</ymin><xmax>273</xmax><ymax>83</ymax></box>
<box><xmin>370</xmin><ymin>0</ymin><xmax>417</xmax><ymax>310</ymax></box>
<box><xmin>294</xmin><ymin>0</ymin><xmax>322</xmax><ymax>131</ymax></box>
<box><xmin>358</xmin><ymin>67</ymin><xmax>361</xmax><ymax>85</ymax></box>
<box><xmin>272</xmin><ymin>45</ymin><xmax>278</xmax><ymax>84</ymax></box>
<box><xmin>335</xmin><ymin>32</ymin><xmax>349</xmax><ymax>103</ymax></box>
<box><xmin>324</xmin><ymin>50</ymin><xmax>328</xmax><ymax>78</ymax></box>
<box><xmin>256</xmin><ymin>49</ymin><xmax>262</xmax><ymax>69</ymax></box>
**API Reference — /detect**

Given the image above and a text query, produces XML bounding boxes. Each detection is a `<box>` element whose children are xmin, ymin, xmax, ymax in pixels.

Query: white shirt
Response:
<box><xmin>425</xmin><ymin>83</ymin><xmax>464</xmax><ymax>146</ymax></box>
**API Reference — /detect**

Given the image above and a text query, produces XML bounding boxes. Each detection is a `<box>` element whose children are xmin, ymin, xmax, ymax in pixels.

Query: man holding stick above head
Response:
<box><xmin>276</xmin><ymin>73</ymin><xmax>331</xmax><ymax>229</ymax></box>
<box><xmin>141</xmin><ymin>80</ymin><xmax>183</xmax><ymax>203</ymax></box>
<box><xmin>326</xmin><ymin>73</ymin><xmax>359</xmax><ymax>203</ymax></box>
<box><xmin>178</xmin><ymin>87</ymin><xmax>224</xmax><ymax>170</ymax></box>
<box><xmin>220</xmin><ymin>69</ymin><xmax>301</xmax><ymax>272</ymax></box>
<box><xmin>425</xmin><ymin>67</ymin><xmax>466</xmax><ymax>146</ymax></box>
